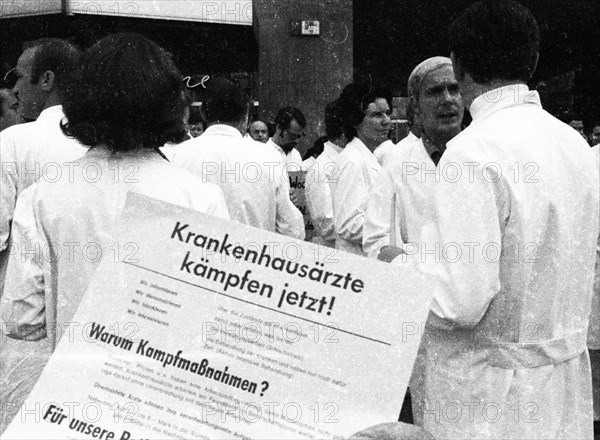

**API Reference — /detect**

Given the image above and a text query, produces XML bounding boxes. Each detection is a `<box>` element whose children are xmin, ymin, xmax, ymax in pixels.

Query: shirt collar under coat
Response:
<box><xmin>469</xmin><ymin>84</ymin><xmax>542</xmax><ymax>123</ymax></box>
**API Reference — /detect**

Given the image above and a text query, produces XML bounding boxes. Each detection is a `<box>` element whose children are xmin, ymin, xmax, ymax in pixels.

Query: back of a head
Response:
<box><xmin>62</xmin><ymin>32</ymin><xmax>186</xmax><ymax>151</ymax></box>
<box><xmin>203</xmin><ymin>76</ymin><xmax>248</xmax><ymax>125</ymax></box>
<box><xmin>25</xmin><ymin>38</ymin><xmax>81</xmax><ymax>99</ymax></box>
<box><xmin>274</xmin><ymin>106</ymin><xmax>306</xmax><ymax>131</ymax></box>
<box><xmin>449</xmin><ymin>0</ymin><xmax>540</xmax><ymax>84</ymax></box>
<box><xmin>337</xmin><ymin>82</ymin><xmax>392</xmax><ymax>141</ymax></box>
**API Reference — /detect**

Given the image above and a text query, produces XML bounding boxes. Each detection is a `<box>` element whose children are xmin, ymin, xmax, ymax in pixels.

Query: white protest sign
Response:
<box><xmin>288</xmin><ymin>170</ymin><xmax>316</xmax><ymax>242</ymax></box>
<box><xmin>3</xmin><ymin>192</ymin><xmax>433</xmax><ymax>439</ymax></box>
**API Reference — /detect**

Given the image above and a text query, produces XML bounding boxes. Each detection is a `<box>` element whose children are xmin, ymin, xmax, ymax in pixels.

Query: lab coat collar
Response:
<box><xmin>470</xmin><ymin>84</ymin><xmax>541</xmax><ymax>122</ymax></box>
<box><xmin>347</xmin><ymin>136</ymin><xmax>380</xmax><ymax>171</ymax></box>
<box><xmin>36</xmin><ymin>105</ymin><xmax>65</xmax><ymax>121</ymax></box>
<box><xmin>267</xmin><ymin>138</ymin><xmax>286</xmax><ymax>156</ymax></box>
<box><xmin>324</xmin><ymin>141</ymin><xmax>343</xmax><ymax>157</ymax></box>
<box><xmin>202</xmin><ymin>124</ymin><xmax>244</xmax><ymax>138</ymax></box>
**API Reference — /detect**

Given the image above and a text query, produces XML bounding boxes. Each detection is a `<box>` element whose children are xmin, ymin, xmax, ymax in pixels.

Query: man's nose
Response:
<box><xmin>441</xmin><ymin>87</ymin><xmax>458</xmax><ymax>102</ymax></box>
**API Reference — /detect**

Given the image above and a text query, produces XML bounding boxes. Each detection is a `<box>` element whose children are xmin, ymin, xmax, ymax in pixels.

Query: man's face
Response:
<box><xmin>356</xmin><ymin>97</ymin><xmax>391</xmax><ymax>148</ymax></box>
<box><xmin>0</xmin><ymin>89</ymin><xmax>20</xmax><ymax>131</ymax></box>
<box><xmin>592</xmin><ymin>126</ymin><xmax>600</xmax><ymax>146</ymax></box>
<box><xmin>189</xmin><ymin>123</ymin><xmax>204</xmax><ymax>138</ymax></box>
<box><xmin>12</xmin><ymin>48</ymin><xmax>46</xmax><ymax>121</ymax></box>
<box><xmin>279</xmin><ymin>119</ymin><xmax>304</xmax><ymax>152</ymax></box>
<box><xmin>249</xmin><ymin>121</ymin><xmax>268</xmax><ymax>143</ymax></box>
<box><xmin>416</xmin><ymin>65</ymin><xmax>463</xmax><ymax>143</ymax></box>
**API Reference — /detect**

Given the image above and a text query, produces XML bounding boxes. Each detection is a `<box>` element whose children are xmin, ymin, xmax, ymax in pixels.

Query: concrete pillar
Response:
<box><xmin>253</xmin><ymin>0</ymin><xmax>353</xmax><ymax>155</ymax></box>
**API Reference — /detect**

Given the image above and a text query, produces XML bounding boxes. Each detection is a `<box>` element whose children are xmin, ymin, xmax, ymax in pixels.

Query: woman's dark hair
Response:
<box><xmin>337</xmin><ymin>82</ymin><xmax>392</xmax><ymax>141</ymax></box>
<box><xmin>303</xmin><ymin>135</ymin><xmax>328</xmax><ymax>161</ymax></box>
<box><xmin>61</xmin><ymin>32</ymin><xmax>187</xmax><ymax>151</ymax></box>
<box><xmin>449</xmin><ymin>0</ymin><xmax>540</xmax><ymax>84</ymax></box>
<box><xmin>324</xmin><ymin>100</ymin><xmax>344</xmax><ymax>140</ymax></box>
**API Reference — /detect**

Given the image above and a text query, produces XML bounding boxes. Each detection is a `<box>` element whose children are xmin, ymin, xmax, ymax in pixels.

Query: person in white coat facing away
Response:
<box><xmin>331</xmin><ymin>82</ymin><xmax>392</xmax><ymax>255</ymax></box>
<box><xmin>169</xmin><ymin>76</ymin><xmax>304</xmax><ymax>239</ymax></box>
<box><xmin>397</xmin><ymin>2</ymin><xmax>597</xmax><ymax>438</ymax></box>
<box><xmin>305</xmin><ymin>100</ymin><xmax>347</xmax><ymax>248</ymax></box>
<box><xmin>0</xmin><ymin>33</ymin><xmax>229</xmax><ymax>433</ymax></box>
<box><xmin>0</xmin><ymin>39</ymin><xmax>87</xmax><ymax>298</ymax></box>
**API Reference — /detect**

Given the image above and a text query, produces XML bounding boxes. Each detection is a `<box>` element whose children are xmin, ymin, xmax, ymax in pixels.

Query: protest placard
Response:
<box><xmin>3</xmin><ymin>192</ymin><xmax>433</xmax><ymax>439</ymax></box>
<box><xmin>288</xmin><ymin>170</ymin><xmax>315</xmax><ymax>242</ymax></box>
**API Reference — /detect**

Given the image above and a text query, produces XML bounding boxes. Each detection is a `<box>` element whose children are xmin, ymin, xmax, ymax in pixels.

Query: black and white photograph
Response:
<box><xmin>1</xmin><ymin>1</ymin><xmax>599</xmax><ymax>439</ymax></box>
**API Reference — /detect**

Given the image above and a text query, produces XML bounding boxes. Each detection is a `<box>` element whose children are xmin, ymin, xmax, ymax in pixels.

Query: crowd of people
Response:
<box><xmin>0</xmin><ymin>1</ymin><xmax>599</xmax><ymax>439</ymax></box>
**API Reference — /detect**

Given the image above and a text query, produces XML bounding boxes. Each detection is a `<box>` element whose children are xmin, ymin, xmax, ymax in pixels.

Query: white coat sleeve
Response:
<box><xmin>1</xmin><ymin>186</ymin><xmax>47</xmax><ymax>340</ymax></box>
<box><xmin>363</xmin><ymin>168</ymin><xmax>396</xmax><ymax>258</ymax></box>
<box><xmin>419</xmin><ymin>154</ymin><xmax>506</xmax><ymax>328</ymax></box>
<box><xmin>333</xmin><ymin>157</ymin><xmax>369</xmax><ymax>244</ymax></box>
<box><xmin>0</xmin><ymin>130</ymin><xmax>18</xmax><ymax>253</ymax></box>
<box><xmin>305</xmin><ymin>162</ymin><xmax>334</xmax><ymax>242</ymax></box>
<box><xmin>275</xmin><ymin>165</ymin><xmax>305</xmax><ymax>240</ymax></box>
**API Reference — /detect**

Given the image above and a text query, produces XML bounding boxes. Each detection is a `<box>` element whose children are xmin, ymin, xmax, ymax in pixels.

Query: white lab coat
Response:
<box><xmin>169</xmin><ymin>124</ymin><xmax>304</xmax><ymax>239</ymax></box>
<box><xmin>590</xmin><ymin>145</ymin><xmax>600</xmax><ymax>351</ymax></box>
<box><xmin>305</xmin><ymin>141</ymin><xmax>344</xmax><ymax>247</ymax></box>
<box><xmin>373</xmin><ymin>139</ymin><xmax>395</xmax><ymax>166</ymax></box>
<box><xmin>331</xmin><ymin>137</ymin><xmax>381</xmax><ymax>255</ymax></box>
<box><xmin>266</xmin><ymin>138</ymin><xmax>303</xmax><ymax>173</ymax></box>
<box><xmin>301</xmin><ymin>156</ymin><xmax>315</xmax><ymax>171</ymax></box>
<box><xmin>0</xmin><ymin>147</ymin><xmax>229</xmax><ymax>432</ymax></box>
<box><xmin>0</xmin><ymin>106</ymin><xmax>87</xmax><ymax>296</ymax></box>
<box><xmin>363</xmin><ymin>134</ymin><xmax>426</xmax><ymax>258</ymax></box>
<box><xmin>412</xmin><ymin>85</ymin><xmax>598</xmax><ymax>439</ymax></box>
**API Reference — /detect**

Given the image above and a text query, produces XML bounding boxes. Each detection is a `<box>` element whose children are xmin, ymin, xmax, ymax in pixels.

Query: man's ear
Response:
<box><xmin>40</xmin><ymin>70</ymin><xmax>55</xmax><ymax>92</ymax></box>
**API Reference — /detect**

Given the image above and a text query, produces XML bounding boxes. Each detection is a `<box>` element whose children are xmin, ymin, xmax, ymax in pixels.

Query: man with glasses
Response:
<box><xmin>267</xmin><ymin>106</ymin><xmax>306</xmax><ymax>171</ymax></box>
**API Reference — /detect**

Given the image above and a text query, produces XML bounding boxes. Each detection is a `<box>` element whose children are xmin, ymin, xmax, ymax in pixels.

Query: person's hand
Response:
<box><xmin>349</xmin><ymin>422</ymin><xmax>435</xmax><ymax>440</ymax></box>
<box><xmin>377</xmin><ymin>245</ymin><xmax>406</xmax><ymax>263</ymax></box>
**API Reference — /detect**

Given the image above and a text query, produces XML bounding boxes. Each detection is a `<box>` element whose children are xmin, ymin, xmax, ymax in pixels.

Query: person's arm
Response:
<box><xmin>305</xmin><ymin>161</ymin><xmax>335</xmax><ymax>241</ymax></box>
<box><xmin>363</xmin><ymin>168</ymin><xmax>397</xmax><ymax>258</ymax></box>
<box><xmin>419</xmin><ymin>153</ymin><xmax>507</xmax><ymax>328</ymax></box>
<box><xmin>333</xmin><ymin>158</ymin><xmax>370</xmax><ymax>244</ymax></box>
<box><xmin>0</xmin><ymin>130</ymin><xmax>18</xmax><ymax>254</ymax></box>
<box><xmin>1</xmin><ymin>186</ymin><xmax>47</xmax><ymax>340</ymax></box>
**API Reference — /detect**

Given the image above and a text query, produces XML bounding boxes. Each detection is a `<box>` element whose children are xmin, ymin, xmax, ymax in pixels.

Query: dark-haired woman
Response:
<box><xmin>0</xmin><ymin>33</ymin><xmax>228</xmax><ymax>431</ymax></box>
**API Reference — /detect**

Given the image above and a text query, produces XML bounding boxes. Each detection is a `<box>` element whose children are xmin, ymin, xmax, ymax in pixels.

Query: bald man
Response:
<box><xmin>363</xmin><ymin>56</ymin><xmax>464</xmax><ymax>259</ymax></box>
<box><xmin>248</xmin><ymin>120</ymin><xmax>268</xmax><ymax>143</ymax></box>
